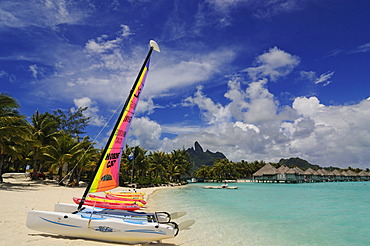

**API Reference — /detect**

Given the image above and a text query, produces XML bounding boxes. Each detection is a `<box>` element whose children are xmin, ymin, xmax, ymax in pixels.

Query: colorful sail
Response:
<box><xmin>77</xmin><ymin>41</ymin><xmax>160</xmax><ymax>210</ymax></box>
<box><xmin>89</xmin><ymin>59</ymin><xmax>151</xmax><ymax>193</ymax></box>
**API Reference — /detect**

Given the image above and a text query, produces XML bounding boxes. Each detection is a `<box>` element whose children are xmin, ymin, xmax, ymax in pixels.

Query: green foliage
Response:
<box><xmin>119</xmin><ymin>147</ymin><xmax>192</xmax><ymax>187</ymax></box>
<box><xmin>194</xmin><ymin>159</ymin><xmax>266</xmax><ymax>181</ymax></box>
<box><xmin>0</xmin><ymin>94</ymin><xmax>31</xmax><ymax>182</ymax></box>
<box><xmin>0</xmin><ymin>94</ymin><xmax>193</xmax><ymax>186</ymax></box>
<box><xmin>53</xmin><ymin>107</ymin><xmax>90</xmax><ymax>139</ymax></box>
<box><xmin>186</xmin><ymin>141</ymin><xmax>227</xmax><ymax>169</ymax></box>
<box><xmin>278</xmin><ymin>157</ymin><xmax>319</xmax><ymax>170</ymax></box>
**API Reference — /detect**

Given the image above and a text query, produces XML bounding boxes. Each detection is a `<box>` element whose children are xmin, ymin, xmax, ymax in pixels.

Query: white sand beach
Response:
<box><xmin>0</xmin><ymin>174</ymin><xmax>181</xmax><ymax>246</ymax></box>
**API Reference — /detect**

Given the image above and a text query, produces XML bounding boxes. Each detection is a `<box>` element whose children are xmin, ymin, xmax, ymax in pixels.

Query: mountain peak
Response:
<box><xmin>194</xmin><ymin>141</ymin><xmax>204</xmax><ymax>153</ymax></box>
<box><xmin>186</xmin><ymin>142</ymin><xmax>227</xmax><ymax>169</ymax></box>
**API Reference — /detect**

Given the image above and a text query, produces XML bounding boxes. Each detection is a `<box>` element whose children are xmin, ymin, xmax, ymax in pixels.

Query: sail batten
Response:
<box><xmin>77</xmin><ymin>41</ymin><xmax>158</xmax><ymax>210</ymax></box>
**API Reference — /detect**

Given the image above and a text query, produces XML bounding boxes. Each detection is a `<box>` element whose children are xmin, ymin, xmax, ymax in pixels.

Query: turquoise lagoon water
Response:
<box><xmin>151</xmin><ymin>182</ymin><xmax>370</xmax><ymax>246</ymax></box>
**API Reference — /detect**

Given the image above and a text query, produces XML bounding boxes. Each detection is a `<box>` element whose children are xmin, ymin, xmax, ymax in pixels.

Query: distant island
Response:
<box><xmin>278</xmin><ymin>157</ymin><xmax>320</xmax><ymax>170</ymax></box>
<box><xmin>187</xmin><ymin>141</ymin><xmax>365</xmax><ymax>173</ymax></box>
<box><xmin>186</xmin><ymin>141</ymin><xmax>227</xmax><ymax>169</ymax></box>
<box><xmin>187</xmin><ymin>142</ymin><xmax>369</xmax><ymax>183</ymax></box>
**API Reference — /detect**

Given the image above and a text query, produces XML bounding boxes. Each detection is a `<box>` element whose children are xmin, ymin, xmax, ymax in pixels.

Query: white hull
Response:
<box><xmin>203</xmin><ymin>186</ymin><xmax>238</xmax><ymax>189</ymax></box>
<box><xmin>27</xmin><ymin>210</ymin><xmax>177</xmax><ymax>244</ymax></box>
<box><xmin>54</xmin><ymin>203</ymin><xmax>171</xmax><ymax>223</ymax></box>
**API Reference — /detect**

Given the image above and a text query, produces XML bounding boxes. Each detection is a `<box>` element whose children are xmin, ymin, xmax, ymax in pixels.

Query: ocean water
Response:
<box><xmin>151</xmin><ymin>182</ymin><xmax>370</xmax><ymax>246</ymax></box>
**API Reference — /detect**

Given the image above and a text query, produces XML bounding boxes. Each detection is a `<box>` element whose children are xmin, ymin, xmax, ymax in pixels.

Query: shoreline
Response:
<box><xmin>0</xmin><ymin>174</ymin><xmax>181</xmax><ymax>246</ymax></box>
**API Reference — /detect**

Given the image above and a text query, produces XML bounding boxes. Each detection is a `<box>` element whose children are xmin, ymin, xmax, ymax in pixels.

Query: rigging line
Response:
<box><xmin>55</xmin><ymin>100</ymin><xmax>126</xmax><ymax>202</ymax></box>
<box><xmin>59</xmin><ymin>100</ymin><xmax>124</xmax><ymax>181</ymax></box>
<box><xmin>78</xmin><ymin>45</ymin><xmax>155</xmax><ymax>210</ymax></box>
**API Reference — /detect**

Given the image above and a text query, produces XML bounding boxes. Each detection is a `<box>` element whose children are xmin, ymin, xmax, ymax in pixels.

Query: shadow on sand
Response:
<box><xmin>28</xmin><ymin>233</ymin><xmax>178</xmax><ymax>246</ymax></box>
<box><xmin>0</xmin><ymin>178</ymin><xmax>60</xmax><ymax>192</ymax></box>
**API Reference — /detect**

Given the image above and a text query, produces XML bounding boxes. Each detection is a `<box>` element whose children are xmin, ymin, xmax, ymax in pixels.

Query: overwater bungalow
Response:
<box><xmin>253</xmin><ymin>163</ymin><xmax>279</xmax><ymax>183</ymax></box>
<box><xmin>303</xmin><ymin>168</ymin><xmax>313</xmax><ymax>182</ymax></box>
<box><xmin>312</xmin><ymin>169</ymin><xmax>321</xmax><ymax>182</ymax></box>
<box><xmin>322</xmin><ymin>169</ymin><xmax>332</xmax><ymax>181</ymax></box>
<box><xmin>302</xmin><ymin>168</ymin><xmax>322</xmax><ymax>182</ymax></box>
<box><xmin>331</xmin><ymin>169</ymin><xmax>343</xmax><ymax>182</ymax></box>
<box><xmin>341</xmin><ymin>171</ymin><xmax>350</xmax><ymax>182</ymax></box>
<box><xmin>316</xmin><ymin>169</ymin><xmax>329</xmax><ymax>182</ymax></box>
<box><xmin>346</xmin><ymin>170</ymin><xmax>359</xmax><ymax>181</ymax></box>
<box><xmin>253</xmin><ymin>164</ymin><xmax>305</xmax><ymax>183</ymax></box>
<box><xmin>253</xmin><ymin>164</ymin><xmax>370</xmax><ymax>183</ymax></box>
<box><xmin>358</xmin><ymin>171</ymin><xmax>370</xmax><ymax>181</ymax></box>
<box><xmin>276</xmin><ymin>165</ymin><xmax>290</xmax><ymax>182</ymax></box>
<box><xmin>286</xmin><ymin>167</ymin><xmax>304</xmax><ymax>183</ymax></box>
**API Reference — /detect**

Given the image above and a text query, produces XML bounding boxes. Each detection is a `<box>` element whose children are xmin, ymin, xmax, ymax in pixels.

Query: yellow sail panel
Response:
<box><xmin>89</xmin><ymin>60</ymin><xmax>150</xmax><ymax>193</ymax></box>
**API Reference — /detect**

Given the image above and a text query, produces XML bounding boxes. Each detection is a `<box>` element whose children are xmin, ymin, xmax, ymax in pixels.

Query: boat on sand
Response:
<box><xmin>72</xmin><ymin>197</ymin><xmax>141</xmax><ymax>210</ymax></box>
<box><xmin>26</xmin><ymin>40</ymin><xmax>194</xmax><ymax>244</ymax></box>
<box><xmin>54</xmin><ymin>202</ymin><xmax>187</xmax><ymax>223</ymax></box>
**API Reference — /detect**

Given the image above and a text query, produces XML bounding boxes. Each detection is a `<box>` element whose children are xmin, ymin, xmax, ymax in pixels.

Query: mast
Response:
<box><xmin>77</xmin><ymin>40</ymin><xmax>160</xmax><ymax>210</ymax></box>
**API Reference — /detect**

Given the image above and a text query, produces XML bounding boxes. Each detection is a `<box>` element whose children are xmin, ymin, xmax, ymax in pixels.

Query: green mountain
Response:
<box><xmin>186</xmin><ymin>141</ymin><xmax>227</xmax><ymax>169</ymax></box>
<box><xmin>278</xmin><ymin>157</ymin><xmax>320</xmax><ymax>170</ymax></box>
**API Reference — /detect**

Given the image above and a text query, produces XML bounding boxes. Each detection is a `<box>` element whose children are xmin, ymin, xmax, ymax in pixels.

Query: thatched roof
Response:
<box><xmin>311</xmin><ymin>170</ymin><xmax>320</xmax><ymax>175</ymax></box>
<box><xmin>321</xmin><ymin>169</ymin><xmax>330</xmax><ymax>175</ymax></box>
<box><xmin>285</xmin><ymin>167</ymin><xmax>304</xmax><ymax>175</ymax></box>
<box><xmin>316</xmin><ymin>169</ymin><xmax>325</xmax><ymax>175</ymax></box>
<box><xmin>277</xmin><ymin>165</ymin><xmax>290</xmax><ymax>174</ymax></box>
<box><xmin>285</xmin><ymin>168</ymin><xmax>296</xmax><ymax>174</ymax></box>
<box><xmin>253</xmin><ymin>163</ymin><xmax>278</xmax><ymax>176</ymax></box>
<box><xmin>332</xmin><ymin>170</ymin><xmax>342</xmax><ymax>176</ymax></box>
<box><xmin>346</xmin><ymin>170</ymin><xmax>358</xmax><ymax>176</ymax></box>
<box><xmin>358</xmin><ymin>170</ymin><xmax>369</xmax><ymax>177</ymax></box>
<box><xmin>293</xmin><ymin>167</ymin><xmax>304</xmax><ymax>174</ymax></box>
<box><xmin>303</xmin><ymin>168</ymin><xmax>315</xmax><ymax>175</ymax></box>
<box><xmin>341</xmin><ymin>171</ymin><xmax>349</xmax><ymax>176</ymax></box>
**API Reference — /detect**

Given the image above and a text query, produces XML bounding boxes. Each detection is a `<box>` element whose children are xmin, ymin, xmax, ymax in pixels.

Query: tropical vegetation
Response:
<box><xmin>0</xmin><ymin>93</ymin><xmax>192</xmax><ymax>186</ymax></box>
<box><xmin>194</xmin><ymin>159</ymin><xmax>266</xmax><ymax>181</ymax></box>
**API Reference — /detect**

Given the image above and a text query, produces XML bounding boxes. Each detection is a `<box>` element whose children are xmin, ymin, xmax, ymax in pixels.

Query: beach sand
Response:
<box><xmin>0</xmin><ymin>174</ymin><xmax>181</xmax><ymax>246</ymax></box>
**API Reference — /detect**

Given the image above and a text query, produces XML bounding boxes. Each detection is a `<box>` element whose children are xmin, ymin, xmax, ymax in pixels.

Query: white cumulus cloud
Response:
<box><xmin>73</xmin><ymin>97</ymin><xmax>105</xmax><ymax>127</ymax></box>
<box><xmin>245</xmin><ymin>47</ymin><xmax>300</xmax><ymax>81</ymax></box>
<box><xmin>129</xmin><ymin>117</ymin><xmax>162</xmax><ymax>150</ymax></box>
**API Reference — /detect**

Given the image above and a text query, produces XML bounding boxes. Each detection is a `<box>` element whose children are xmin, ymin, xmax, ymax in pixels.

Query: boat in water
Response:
<box><xmin>203</xmin><ymin>186</ymin><xmax>238</xmax><ymax>189</ymax></box>
<box><xmin>26</xmin><ymin>40</ymin><xmax>193</xmax><ymax>244</ymax></box>
<box><xmin>203</xmin><ymin>182</ymin><xmax>238</xmax><ymax>189</ymax></box>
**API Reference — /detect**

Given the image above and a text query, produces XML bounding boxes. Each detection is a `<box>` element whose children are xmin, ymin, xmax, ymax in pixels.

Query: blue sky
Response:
<box><xmin>1</xmin><ymin>0</ymin><xmax>370</xmax><ymax>168</ymax></box>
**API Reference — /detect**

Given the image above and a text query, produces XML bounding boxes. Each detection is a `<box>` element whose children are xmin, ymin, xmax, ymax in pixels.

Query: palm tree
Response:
<box><xmin>211</xmin><ymin>159</ymin><xmax>236</xmax><ymax>181</ymax></box>
<box><xmin>68</xmin><ymin>136</ymin><xmax>98</xmax><ymax>186</ymax></box>
<box><xmin>29</xmin><ymin>110</ymin><xmax>60</xmax><ymax>179</ymax></box>
<box><xmin>235</xmin><ymin>160</ymin><xmax>252</xmax><ymax>179</ymax></box>
<box><xmin>148</xmin><ymin>151</ymin><xmax>168</xmax><ymax>183</ymax></box>
<box><xmin>132</xmin><ymin>146</ymin><xmax>148</xmax><ymax>184</ymax></box>
<box><xmin>43</xmin><ymin>133</ymin><xmax>84</xmax><ymax>183</ymax></box>
<box><xmin>120</xmin><ymin>145</ymin><xmax>135</xmax><ymax>184</ymax></box>
<box><xmin>167</xmin><ymin>149</ymin><xmax>191</xmax><ymax>182</ymax></box>
<box><xmin>53</xmin><ymin>107</ymin><xmax>90</xmax><ymax>140</ymax></box>
<box><xmin>195</xmin><ymin>165</ymin><xmax>212</xmax><ymax>180</ymax></box>
<box><xmin>0</xmin><ymin>94</ymin><xmax>30</xmax><ymax>182</ymax></box>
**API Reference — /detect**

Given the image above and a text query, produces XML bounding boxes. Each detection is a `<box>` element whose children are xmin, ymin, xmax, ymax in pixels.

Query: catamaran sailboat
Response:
<box><xmin>26</xmin><ymin>40</ymin><xmax>193</xmax><ymax>244</ymax></box>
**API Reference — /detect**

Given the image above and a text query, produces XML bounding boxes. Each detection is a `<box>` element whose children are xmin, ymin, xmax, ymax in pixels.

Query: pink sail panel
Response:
<box><xmin>89</xmin><ymin>59</ymin><xmax>150</xmax><ymax>193</ymax></box>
